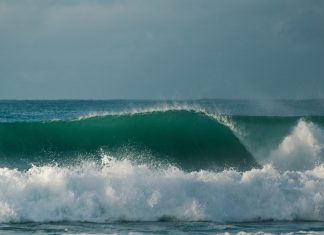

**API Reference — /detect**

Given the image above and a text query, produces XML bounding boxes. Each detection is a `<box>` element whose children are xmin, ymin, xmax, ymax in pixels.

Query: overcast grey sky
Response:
<box><xmin>0</xmin><ymin>0</ymin><xmax>323</xmax><ymax>99</ymax></box>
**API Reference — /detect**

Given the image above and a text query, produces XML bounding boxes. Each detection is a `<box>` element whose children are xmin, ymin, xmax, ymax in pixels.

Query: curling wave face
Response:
<box><xmin>1</xmin><ymin>104</ymin><xmax>324</xmax><ymax>224</ymax></box>
<box><xmin>0</xmin><ymin>110</ymin><xmax>258</xmax><ymax>170</ymax></box>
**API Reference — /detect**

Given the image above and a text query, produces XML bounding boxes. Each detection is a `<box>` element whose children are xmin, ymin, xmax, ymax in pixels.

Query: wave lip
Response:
<box><xmin>0</xmin><ymin>110</ymin><xmax>258</xmax><ymax>171</ymax></box>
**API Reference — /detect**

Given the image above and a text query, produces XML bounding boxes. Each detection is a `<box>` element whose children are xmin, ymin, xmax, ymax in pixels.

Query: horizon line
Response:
<box><xmin>0</xmin><ymin>98</ymin><xmax>323</xmax><ymax>101</ymax></box>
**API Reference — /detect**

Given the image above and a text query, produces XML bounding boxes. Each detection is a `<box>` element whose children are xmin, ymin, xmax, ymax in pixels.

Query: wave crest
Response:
<box><xmin>269</xmin><ymin>120</ymin><xmax>324</xmax><ymax>171</ymax></box>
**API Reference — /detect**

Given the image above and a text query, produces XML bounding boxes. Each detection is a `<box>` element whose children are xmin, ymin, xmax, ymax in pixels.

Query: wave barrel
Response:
<box><xmin>0</xmin><ymin>111</ymin><xmax>258</xmax><ymax>170</ymax></box>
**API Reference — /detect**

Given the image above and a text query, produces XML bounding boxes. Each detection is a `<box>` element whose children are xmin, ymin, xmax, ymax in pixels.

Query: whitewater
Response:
<box><xmin>1</xmin><ymin>155</ymin><xmax>324</xmax><ymax>223</ymax></box>
<box><xmin>0</xmin><ymin>100</ymin><xmax>324</xmax><ymax>234</ymax></box>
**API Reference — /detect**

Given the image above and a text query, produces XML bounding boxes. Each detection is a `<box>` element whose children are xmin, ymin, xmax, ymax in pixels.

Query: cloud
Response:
<box><xmin>274</xmin><ymin>0</ymin><xmax>324</xmax><ymax>44</ymax></box>
<box><xmin>0</xmin><ymin>0</ymin><xmax>323</xmax><ymax>99</ymax></box>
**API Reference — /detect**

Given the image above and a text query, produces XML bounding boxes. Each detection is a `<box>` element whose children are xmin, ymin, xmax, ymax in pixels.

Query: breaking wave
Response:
<box><xmin>1</xmin><ymin>107</ymin><xmax>324</xmax><ymax>223</ymax></box>
<box><xmin>0</xmin><ymin>110</ymin><xmax>257</xmax><ymax>170</ymax></box>
<box><xmin>0</xmin><ymin>155</ymin><xmax>324</xmax><ymax>223</ymax></box>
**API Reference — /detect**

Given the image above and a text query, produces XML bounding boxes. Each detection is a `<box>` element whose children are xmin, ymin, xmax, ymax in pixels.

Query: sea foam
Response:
<box><xmin>0</xmin><ymin>155</ymin><xmax>324</xmax><ymax>223</ymax></box>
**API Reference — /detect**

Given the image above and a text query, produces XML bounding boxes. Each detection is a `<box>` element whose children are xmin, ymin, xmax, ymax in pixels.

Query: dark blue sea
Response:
<box><xmin>0</xmin><ymin>99</ymin><xmax>324</xmax><ymax>234</ymax></box>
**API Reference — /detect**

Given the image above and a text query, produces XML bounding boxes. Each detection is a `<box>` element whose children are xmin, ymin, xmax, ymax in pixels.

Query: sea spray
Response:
<box><xmin>0</xmin><ymin>155</ymin><xmax>324</xmax><ymax>223</ymax></box>
<box><xmin>269</xmin><ymin>120</ymin><xmax>324</xmax><ymax>171</ymax></box>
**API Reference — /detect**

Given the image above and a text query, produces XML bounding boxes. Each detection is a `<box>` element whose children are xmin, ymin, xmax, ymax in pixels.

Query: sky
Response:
<box><xmin>0</xmin><ymin>0</ymin><xmax>323</xmax><ymax>99</ymax></box>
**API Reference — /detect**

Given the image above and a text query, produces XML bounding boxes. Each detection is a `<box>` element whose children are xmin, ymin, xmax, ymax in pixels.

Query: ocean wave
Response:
<box><xmin>1</xmin><ymin>108</ymin><xmax>324</xmax><ymax>172</ymax></box>
<box><xmin>74</xmin><ymin>103</ymin><xmax>205</xmax><ymax>121</ymax></box>
<box><xmin>0</xmin><ymin>110</ymin><xmax>257</xmax><ymax>171</ymax></box>
<box><xmin>0</xmin><ymin>155</ymin><xmax>324</xmax><ymax>223</ymax></box>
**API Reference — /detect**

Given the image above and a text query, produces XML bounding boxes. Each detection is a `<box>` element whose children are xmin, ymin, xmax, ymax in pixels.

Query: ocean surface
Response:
<box><xmin>0</xmin><ymin>99</ymin><xmax>324</xmax><ymax>234</ymax></box>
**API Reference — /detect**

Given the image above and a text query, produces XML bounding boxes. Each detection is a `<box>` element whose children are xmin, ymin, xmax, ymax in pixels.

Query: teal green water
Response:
<box><xmin>1</xmin><ymin>100</ymin><xmax>324</xmax><ymax>234</ymax></box>
<box><xmin>0</xmin><ymin>110</ymin><xmax>258</xmax><ymax>170</ymax></box>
